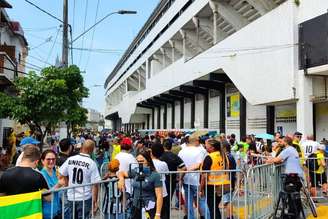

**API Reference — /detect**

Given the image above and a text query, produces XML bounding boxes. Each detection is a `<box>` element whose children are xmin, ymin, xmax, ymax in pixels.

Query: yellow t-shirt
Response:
<box><xmin>111</xmin><ymin>144</ymin><xmax>121</xmax><ymax>161</ymax></box>
<box><xmin>315</xmin><ymin>151</ymin><xmax>325</xmax><ymax>174</ymax></box>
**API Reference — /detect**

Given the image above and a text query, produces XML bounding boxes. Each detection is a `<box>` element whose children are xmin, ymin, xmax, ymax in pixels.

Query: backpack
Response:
<box><xmin>306</xmin><ymin>153</ymin><xmax>319</xmax><ymax>171</ymax></box>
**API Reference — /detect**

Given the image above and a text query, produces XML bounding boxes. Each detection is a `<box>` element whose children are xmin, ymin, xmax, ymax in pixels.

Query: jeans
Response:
<box><xmin>67</xmin><ymin>198</ymin><xmax>92</xmax><ymax>219</ymax></box>
<box><xmin>104</xmin><ymin>213</ymin><xmax>124</xmax><ymax>219</ymax></box>
<box><xmin>183</xmin><ymin>184</ymin><xmax>210</xmax><ymax>219</ymax></box>
<box><xmin>206</xmin><ymin>185</ymin><xmax>222</xmax><ymax>219</ymax></box>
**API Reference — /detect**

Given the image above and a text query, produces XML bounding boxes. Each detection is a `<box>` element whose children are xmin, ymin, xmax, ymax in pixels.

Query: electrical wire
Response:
<box><xmin>21</xmin><ymin>60</ymin><xmax>43</xmax><ymax>70</ymax></box>
<box><xmin>72</xmin><ymin>0</ymin><xmax>76</xmax><ymax>34</ymax></box>
<box><xmin>84</xmin><ymin>0</ymin><xmax>101</xmax><ymax>71</ymax></box>
<box><xmin>26</xmin><ymin>33</ymin><xmax>62</xmax><ymax>46</ymax></box>
<box><xmin>24</xmin><ymin>26</ymin><xmax>58</xmax><ymax>32</ymax></box>
<box><xmin>29</xmin><ymin>55</ymin><xmax>53</xmax><ymax>66</ymax></box>
<box><xmin>70</xmin><ymin>43</ymin><xmax>298</xmax><ymax>56</ymax></box>
<box><xmin>24</xmin><ymin>0</ymin><xmax>63</xmax><ymax>23</ymax></box>
<box><xmin>78</xmin><ymin>0</ymin><xmax>89</xmax><ymax>66</ymax></box>
<box><xmin>45</xmin><ymin>27</ymin><xmax>61</xmax><ymax>67</ymax></box>
<box><xmin>29</xmin><ymin>36</ymin><xmax>53</xmax><ymax>50</ymax></box>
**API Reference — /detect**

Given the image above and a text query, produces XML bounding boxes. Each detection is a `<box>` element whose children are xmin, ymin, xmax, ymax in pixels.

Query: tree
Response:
<box><xmin>0</xmin><ymin>65</ymin><xmax>89</xmax><ymax>150</ymax></box>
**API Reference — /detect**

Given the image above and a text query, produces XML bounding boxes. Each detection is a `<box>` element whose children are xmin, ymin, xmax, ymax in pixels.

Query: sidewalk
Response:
<box><xmin>308</xmin><ymin>205</ymin><xmax>328</xmax><ymax>219</ymax></box>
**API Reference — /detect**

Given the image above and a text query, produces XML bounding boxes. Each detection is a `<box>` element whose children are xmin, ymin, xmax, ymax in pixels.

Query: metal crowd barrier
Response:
<box><xmin>41</xmin><ymin>160</ymin><xmax>326</xmax><ymax>219</ymax></box>
<box><xmin>302</xmin><ymin>157</ymin><xmax>328</xmax><ymax>200</ymax></box>
<box><xmin>42</xmin><ymin>178</ymin><xmax>121</xmax><ymax>219</ymax></box>
<box><xmin>246</xmin><ymin>164</ymin><xmax>275</xmax><ymax>219</ymax></box>
<box><xmin>154</xmin><ymin>169</ymin><xmax>247</xmax><ymax>219</ymax></box>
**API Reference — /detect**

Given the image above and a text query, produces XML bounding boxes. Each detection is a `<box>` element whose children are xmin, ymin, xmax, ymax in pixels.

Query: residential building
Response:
<box><xmin>0</xmin><ymin>0</ymin><xmax>28</xmax><ymax>146</ymax></box>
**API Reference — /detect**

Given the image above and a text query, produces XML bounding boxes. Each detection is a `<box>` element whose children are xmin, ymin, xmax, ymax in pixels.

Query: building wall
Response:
<box><xmin>184</xmin><ymin>99</ymin><xmax>191</xmax><ymax>128</ymax></box>
<box><xmin>275</xmin><ymin>104</ymin><xmax>297</xmax><ymax>136</ymax></box>
<box><xmin>246</xmin><ymin>102</ymin><xmax>267</xmax><ymax>135</ymax></box>
<box><xmin>175</xmin><ymin>101</ymin><xmax>180</xmax><ymax>128</ymax></box>
<box><xmin>316</xmin><ymin>102</ymin><xmax>328</xmax><ymax>142</ymax></box>
<box><xmin>195</xmin><ymin>94</ymin><xmax>204</xmax><ymax>128</ymax></box>
<box><xmin>208</xmin><ymin>90</ymin><xmax>220</xmax><ymax>129</ymax></box>
<box><xmin>161</xmin><ymin>105</ymin><xmax>165</xmax><ymax>129</ymax></box>
<box><xmin>154</xmin><ymin>107</ymin><xmax>158</xmax><ymax>129</ymax></box>
<box><xmin>167</xmin><ymin>104</ymin><xmax>172</xmax><ymax>129</ymax></box>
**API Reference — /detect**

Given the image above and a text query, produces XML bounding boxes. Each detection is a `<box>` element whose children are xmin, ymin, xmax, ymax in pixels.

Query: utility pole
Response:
<box><xmin>62</xmin><ymin>0</ymin><xmax>69</xmax><ymax>67</ymax></box>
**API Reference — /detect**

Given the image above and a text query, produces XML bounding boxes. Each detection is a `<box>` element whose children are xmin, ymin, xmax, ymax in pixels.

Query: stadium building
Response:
<box><xmin>105</xmin><ymin>0</ymin><xmax>328</xmax><ymax>141</ymax></box>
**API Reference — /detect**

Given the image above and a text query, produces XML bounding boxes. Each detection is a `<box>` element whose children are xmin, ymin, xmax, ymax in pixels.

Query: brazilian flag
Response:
<box><xmin>0</xmin><ymin>191</ymin><xmax>42</xmax><ymax>219</ymax></box>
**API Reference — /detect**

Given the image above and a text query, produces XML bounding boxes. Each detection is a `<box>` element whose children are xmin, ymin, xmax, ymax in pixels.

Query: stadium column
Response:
<box><xmin>164</xmin><ymin>104</ymin><xmax>167</xmax><ymax>129</ymax></box>
<box><xmin>266</xmin><ymin>106</ymin><xmax>275</xmax><ymax>135</ymax></box>
<box><xmin>157</xmin><ymin>106</ymin><xmax>161</xmax><ymax>129</ymax></box>
<box><xmin>147</xmin><ymin>114</ymin><xmax>150</xmax><ymax>129</ymax></box>
<box><xmin>152</xmin><ymin>108</ymin><xmax>155</xmax><ymax>129</ymax></box>
<box><xmin>239</xmin><ymin>94</ymin><xmax>247</xmax><ymax>139</ymax></box>
<box><xmin>220</xmin><ymin>88</ymin><xmax>226</xmax><ymax>134</ymax></box>
<box><xmin>171</xmin><ymin>102</ymin><xmax>175</xmax><ymax>129</ymax></box>
<box><xmin>191</xmin><ymin>95</ymin><xmax>195</xmax><ymax>129</ymax></box>
<box><xmin>180</xmin><ymin>98</ymin><xmax>184</xmax><ymax>129</ymax></box>
<box><xmin>297</xmin><ymin>74</ymin><xmax>313</xmax><ymax>136</ymax></box>
<box><xmin>204</xmin><ymin>90</ymin><xmax>209</xmax><ymax>128</ymax></box>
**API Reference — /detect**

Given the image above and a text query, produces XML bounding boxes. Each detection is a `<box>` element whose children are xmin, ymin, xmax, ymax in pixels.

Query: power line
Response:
<box><xmin>21</xmin><ymin>60</ymin><xmax>43</xmax><ymax>70</ymax></box>
<box><xmin>26</xmin><ymin>32</ymin><xmax>62</xmax><ymax>46</ymax></box>
<box><xmin>72</xmin><ymin>0</ymin><xmax>76</xmax><ymax>35</ymax></box>
<box><xmin>24</xmin><ymin>0</ymin><xmax>63</xmax><ymax>23</ymax></box>
<box><xmin>79</xmin><ymin>0</ymin><xmax>89</xmax><ymax>66</ymax></box>
<box><xmin>29</xmin><ymin>55</ymin><xmax>53</xmax><ymax>66</ymax></box>
<box><xmin>45</xmin><ymin>27</ymin><xmax>61</xmax><ymax>67</ymax></box>
<box><xmin>24</xmin><ymin>26</ymin><xmax>58</xmax><ymax>32</ymax></box>
<box><xmin>84</xmin><ymin>0</ymin><xmax>101</xmax><ymax>70</ymax></box>
<box><xmin>29</xmin><ymin>36</ymin><xmax>53</xmax><ymax>50</ymax></box>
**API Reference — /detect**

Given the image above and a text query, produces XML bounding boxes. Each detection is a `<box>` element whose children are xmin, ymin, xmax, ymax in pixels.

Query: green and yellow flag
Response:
<box><xmin>0</xmin><ymin>191</ymin><xmax>42</xmax><ymax>219</ymax></box>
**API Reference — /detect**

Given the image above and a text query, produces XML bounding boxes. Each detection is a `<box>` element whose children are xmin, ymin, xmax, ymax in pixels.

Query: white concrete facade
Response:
<box><xmin>0</xmin><ymin>7</ymin><xmax>28</xmax><ymax>147</ymax></box>
<box><xmin>105</xmin><ymin>0</ymin><xmax>328</xmax><ymax>140</ymax></box>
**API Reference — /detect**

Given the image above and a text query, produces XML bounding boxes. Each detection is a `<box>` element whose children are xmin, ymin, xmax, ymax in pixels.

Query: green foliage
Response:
<box><xmin>0</xmin><ymin>65</ymin><xmax>89</xmax><ymax>145</ymax></box>
<box><xmin>294</xmin><ymin>0</ymin><xmax>300</xmax><ymax>6</ymax></box>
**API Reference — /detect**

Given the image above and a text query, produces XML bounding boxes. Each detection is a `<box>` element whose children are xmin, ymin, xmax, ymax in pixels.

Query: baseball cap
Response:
<box><xmin>121</xmin><ymin>137</ymin><xmax>132</xmax><ymax>146</ymax></box>
<box><xmin>20</xmin><ymin>137</ymin><xmax>40</xmax><ymax>146</ymax></box>
<box><xmin>294</xmin><ymin>131</ymin><xmax>303</xmax><ymax>136</ymax></box>
<box><xmin>318</xmin><ymin>144</ymin><xmax>326</xmax><ymax>151</ymax></box>
<box><xmin>108</xmin><ymin>159</ymin><xmax>120</xmax><ymax>172</ymax></box>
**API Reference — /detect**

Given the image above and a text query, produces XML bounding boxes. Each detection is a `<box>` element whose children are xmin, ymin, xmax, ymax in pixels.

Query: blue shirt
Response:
<box><xmin>41</xmin><ymin>168</ymin><xmax>61</xmax><ymax>219</ymax></box>
<box><xmin>278</xmin><ymin>146</ymin><xmax>304</xmax><ymax>178</ymax></box>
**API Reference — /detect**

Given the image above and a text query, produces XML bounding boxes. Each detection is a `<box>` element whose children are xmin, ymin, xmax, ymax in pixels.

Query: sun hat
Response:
<box><xmin>20</xmin><ymin>137</ymin><xmax>40</xmax><ymax>146</ymax></box>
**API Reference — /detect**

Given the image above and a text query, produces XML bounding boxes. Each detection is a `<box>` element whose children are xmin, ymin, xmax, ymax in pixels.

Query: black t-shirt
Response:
<box><xmin>160</xmin><ymin>151</ymin><xmax>185</xmax><ymax>186</ymax></box>
<box><xmin>202</xmin><ymin>155</ymin><xmax>212</xmax><ymax>171</ymax></box>
<box><xmin>0</xmin><ymin>166</ymin><xmax>49</xmax><ymax>195</ymax></box>
<box><xmin>160</xmin><ymin>151</ymin><xmax>185</xmax><ymax>172</ymax></box>
<box><xmin>56</xmin><ymin>152</ymin><xmax>69</xmax><ymax>167</ymax></box>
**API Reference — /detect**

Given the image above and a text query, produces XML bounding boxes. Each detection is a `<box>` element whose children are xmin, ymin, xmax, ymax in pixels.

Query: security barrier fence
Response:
<box><xmin>41</xmin><ymin>160</ymin><xmax>328</xmax><ymax>219</ymax></box>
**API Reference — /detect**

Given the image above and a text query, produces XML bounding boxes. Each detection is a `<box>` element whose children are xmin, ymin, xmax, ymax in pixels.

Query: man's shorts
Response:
<box><xmin>310</xmin><ymin>171</ymin><xmax>327</xmax><ymax>187</ymax></box>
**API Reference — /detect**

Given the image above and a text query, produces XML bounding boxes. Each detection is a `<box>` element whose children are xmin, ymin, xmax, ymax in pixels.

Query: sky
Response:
<box><xmin>7</xmin><ymin>0</ymin><xmax>160</xmax><ymax>114</ymax></box>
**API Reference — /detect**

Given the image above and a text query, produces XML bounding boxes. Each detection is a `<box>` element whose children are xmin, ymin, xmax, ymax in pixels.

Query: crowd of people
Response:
<box><xmin>0</xmin><ymin>129</ymin><xmax>327</xmax><ymax>219</ymax></box>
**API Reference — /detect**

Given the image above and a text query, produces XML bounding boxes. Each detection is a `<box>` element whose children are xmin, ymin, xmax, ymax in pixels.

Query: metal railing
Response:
<box><xmin>39</xmin><ymin>158</ymin><xmax>328</xmax><ymax>219</ymax></box>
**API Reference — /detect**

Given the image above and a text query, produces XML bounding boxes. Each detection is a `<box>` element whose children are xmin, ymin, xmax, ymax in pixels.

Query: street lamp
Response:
<box><xmin>72</xmin><ymin>10</ymin><xmax>137</xmax><ymax>43</ymax></box>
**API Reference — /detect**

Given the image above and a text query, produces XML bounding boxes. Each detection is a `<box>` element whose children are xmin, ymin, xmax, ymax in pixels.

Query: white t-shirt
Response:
<box><xmin>301</xmin><ymin>140</ymin><xmax>320</xmax><ymax>158</ymax></box>
<box><xmin>115</xmin><ymin>151</ymin><xmax>137</xmax><ymax>194</ymax></box>
<box><xmin>59</xmin><ymin>153</ymin><xmax>101</xmax><ymax>201</ymax></box>
<box><xmin>152</xmin><ymin>159</ymin><xmax>169</xmax><ymax>197</ymax></box>
<box><xmin>178</xmin><ymin>145</ymin><xmax>206</xmax><ymax>186</ymax></box>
